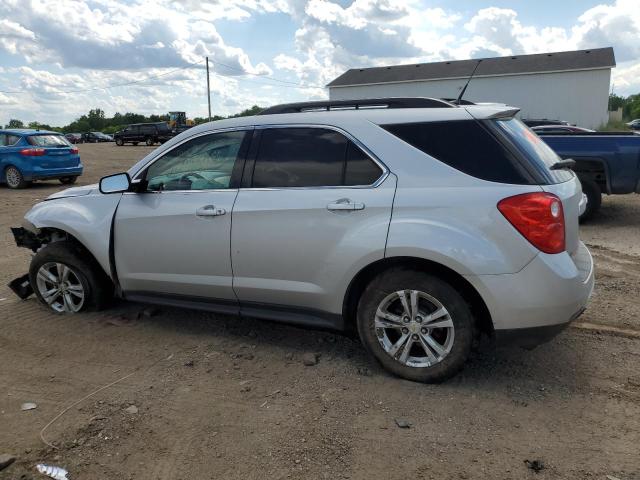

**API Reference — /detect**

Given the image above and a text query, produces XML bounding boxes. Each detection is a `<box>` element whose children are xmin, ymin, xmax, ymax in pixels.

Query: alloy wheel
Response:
<box><xmin>374</xmin><ymin>290</ymin><xmax>455</xmax><ymax>368</ymax></box>
<box><xmin>35</xmin><ymin>262</ymin><xmax>85</xmax><ymax>313</ymax></box>
<box><xmin>5</xmin><ymin>167</ymin><xmax>21</xmax><ymax>188</ymax></box>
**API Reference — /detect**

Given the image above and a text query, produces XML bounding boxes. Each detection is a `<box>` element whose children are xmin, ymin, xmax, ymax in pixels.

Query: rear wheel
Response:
<box><xmin>59</xmin><ymin>176</ymin><xmax>78</xmax><ymax>185</ymax></box>
<box><xmin>145</xmin><ymin>137</ymin><xmax>155</xmax><ymax>146</ymax></box>
<box><xmin>29</xmin><ymin>241</ymin><xmax>113</xmax><ymax>313</ymax></box>
<box><xmin>5</xmin><ymin>166</ymin><xmax>30</xmax><ymax>189</ymax></box>
<box><xmin>357</xmin><ymin>269</ymin><xmax>474</xmax><ymax>383</ymax></box>
<box><xmin>580</xmin><ymin>180</ymin><xmax>602</xmax><ymax>222</ymax></box>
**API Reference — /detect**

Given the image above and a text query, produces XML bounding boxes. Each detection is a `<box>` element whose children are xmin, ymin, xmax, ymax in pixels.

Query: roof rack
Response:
<box><xmin>258</xmin><ymin>97</ymin><xmax>455</xmax><ymax>115</ymax></box>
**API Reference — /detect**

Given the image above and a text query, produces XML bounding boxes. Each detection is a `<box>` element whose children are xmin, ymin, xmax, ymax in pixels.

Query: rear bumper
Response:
<box><xmin>25</xmin><ymin>165</ymin><xmax>83</xmax><ymax>181</ymax></box>
<box><xmin>494</xmin><ymin>307</ymin><xmax>585</xmax><ymax>349</ymax></box>
<box><xmin>465</xmin><ymin>241</ymin><xmax>594</xmax><ymax>346</ymax></box>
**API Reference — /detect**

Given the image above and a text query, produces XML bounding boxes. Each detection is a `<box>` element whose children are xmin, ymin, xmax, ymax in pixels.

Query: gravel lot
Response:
<box><xmin>1</xmin><ymin>143</ymin><xmax>639</xmax><ymax>479</ymax></box>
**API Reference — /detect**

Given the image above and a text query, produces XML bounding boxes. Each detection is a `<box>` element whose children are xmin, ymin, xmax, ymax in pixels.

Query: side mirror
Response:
<box><xmin>99</xmin><ymin>172</ymin><xmax>131</xmax><ymax>194</ymax></box>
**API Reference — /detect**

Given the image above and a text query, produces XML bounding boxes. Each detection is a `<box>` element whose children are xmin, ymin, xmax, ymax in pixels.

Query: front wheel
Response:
<box><xmin>357</xmin><ymin>269</ymin><xmax>474</xmax><ymax>383</ymax></box>
<box><xmin>145</xmin><ymin>137</ymin><xmax>155</xmax><ymax>146</ymax></box>
<box><xmin>29</xmin><ymin>241</ymin><xmax>113</xmax><ymax>313</ymax></box>
<box><xmin>5</xmin><ymin>166</ymin><xmax>30</xmax><ymax>189</ymax></box>
<box><xmin>115</xmin><ymin>138</ymin><xmax>124</xmax><ymax>146</ymax></box>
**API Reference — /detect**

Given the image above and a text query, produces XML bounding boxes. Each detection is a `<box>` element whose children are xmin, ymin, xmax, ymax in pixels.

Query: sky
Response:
<box><xmin>1</xmin><ymin>0</ymin><xmax>639</xmax><ymax>127</ymax></box>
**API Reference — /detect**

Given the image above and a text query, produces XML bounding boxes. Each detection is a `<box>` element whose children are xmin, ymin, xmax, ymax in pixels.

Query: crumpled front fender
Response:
<box><xmin>23</xmin><ymin>194</ymin><xmax>122</xmax><ymax>276</ymax></box>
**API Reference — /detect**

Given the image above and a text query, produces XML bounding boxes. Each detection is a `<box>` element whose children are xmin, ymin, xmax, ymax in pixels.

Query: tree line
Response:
<box><xmin>3</xmin><ymin>105</ymin><xmax>264</xmax><ymax>134</ymax></box>
<box><xmin>608</xmin><ymin>93</ymin><xmax>640</xmax><ymax>120</ymax></box>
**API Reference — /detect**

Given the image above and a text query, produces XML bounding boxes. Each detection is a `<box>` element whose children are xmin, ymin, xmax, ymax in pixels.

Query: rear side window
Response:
<box><xmin>345</xmin><ymin>142</ymin><xmax>383</xmax><ymax>185</ymax></box>
<box><xmin>252</xmin><ymin>128</ymin><xmax>383</xmax><ymax>188</ymax></box>
<box><xmin>0</xmin><ymin>133</ymin><xmax>20</xmax><ymax>145</ymax></box>
<box><xmin>495</xmin><ymin>118</ymin><xmax>572</xmax><ymax>183</ymax></box>
<box><xmin>382</xmin><ymin>120</ymin><xmax>532</xmax><ymax>184</ymax></box>
<box><xmin>27</xmin><ymin>135</ymin><xmax>69</xmax><ymax>147</ymax></box>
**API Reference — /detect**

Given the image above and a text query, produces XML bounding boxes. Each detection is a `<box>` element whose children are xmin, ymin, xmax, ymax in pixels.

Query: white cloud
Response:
<box><xmin>0</xmin><ymin>0</ymin><xmax>271</xmax><ymax>73</ymax></box>
<box><xmin>574</xmin><ymin>0</ymin><xmax>640</xmax><ymax>62</ymax></box>
<box><xmin>2</xmin><ymin>0</ymin><xmax>640</xmax><ymax>125</ymax></box>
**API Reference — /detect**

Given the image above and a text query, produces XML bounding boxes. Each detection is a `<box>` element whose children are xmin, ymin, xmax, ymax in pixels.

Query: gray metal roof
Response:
<box><xmin>327</xmin><ymin>47</ymin><xmax>616</xmax><ymax>87</ymax></box>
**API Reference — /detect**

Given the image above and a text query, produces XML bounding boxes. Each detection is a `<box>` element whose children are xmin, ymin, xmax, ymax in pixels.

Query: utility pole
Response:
<box><xmin>206</xmin><ymin>56</ymin><xmax>212</xmax><ymax>122</ymax></box>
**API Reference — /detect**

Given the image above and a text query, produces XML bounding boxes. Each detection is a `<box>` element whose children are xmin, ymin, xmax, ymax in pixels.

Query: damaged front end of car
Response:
<box><xmin>8</xmin><ymin>225</ymin><xmax>53</xmax><ymax>300</ymax></box>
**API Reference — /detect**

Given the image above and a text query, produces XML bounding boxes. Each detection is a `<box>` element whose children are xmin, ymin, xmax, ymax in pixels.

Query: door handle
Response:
<box><xmin>327</xmin><ymin>199</ymin><xmax>365</xmax><ymax>211</ymax></box>
<box><xmin>196</xmin><ymin>205</ymin><xmax>226</xmax><ymax>217</ymax></box>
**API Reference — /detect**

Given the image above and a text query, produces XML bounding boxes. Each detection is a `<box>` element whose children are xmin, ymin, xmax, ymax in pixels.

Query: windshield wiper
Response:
<box><xmin>549</xmin><ymin>158</ymin><xmax>576</xmax><ymax>170</ymax></box>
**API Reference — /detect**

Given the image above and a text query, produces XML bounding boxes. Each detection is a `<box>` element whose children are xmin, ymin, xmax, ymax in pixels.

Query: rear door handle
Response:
<box><xmin>196</xmin><ymin>205</ymin><xmax>226</xmax><ymax>217</ymax></box>
<box><xmin>327</xmin><ymin>199</ymin><xmax>365</xmax><ymax>211</ymax></box>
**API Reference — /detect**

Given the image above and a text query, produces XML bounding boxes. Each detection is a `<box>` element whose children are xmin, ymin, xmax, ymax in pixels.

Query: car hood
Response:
<box><xmin>47</xmin><ymin>183</ymin><xmax>98</xmax><ymax>200</ymax></box>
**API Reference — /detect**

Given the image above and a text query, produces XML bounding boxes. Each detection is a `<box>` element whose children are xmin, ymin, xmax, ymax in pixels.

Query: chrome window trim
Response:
<box><xmin>129</xmin><ymin>123</ymin><xmax>390</xmax><ymax>193</ymax></box>
<box><xmin>246</xmin><ymin>123</ymin><xmax>389</xmax><ymax>190</ymax></box>
<box><xmin>123</xmin><ymin>188</ymin><xmax>238</xmax><ymax>195</ymax></box>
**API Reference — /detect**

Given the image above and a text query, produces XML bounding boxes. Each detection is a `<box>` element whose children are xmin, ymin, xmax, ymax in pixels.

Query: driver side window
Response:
<box><xmin>145</xmin><ymin>131</ymin><xmax>246</xmax><ymax>191</ymax></box>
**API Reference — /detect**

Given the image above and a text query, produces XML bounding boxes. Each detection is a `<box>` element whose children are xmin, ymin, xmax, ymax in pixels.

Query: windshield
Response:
<box><xmin>27</xmin><ymin>134</ymin><xmax>70</xmax><ymax>147</ymax></box>
<box><xmin>494</xmin><ymin>118</ymin><xmax>573</xmax><ymax>183</ymax></box>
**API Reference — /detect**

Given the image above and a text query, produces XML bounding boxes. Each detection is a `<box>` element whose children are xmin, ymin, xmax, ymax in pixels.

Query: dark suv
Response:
<box><xmin>113</xmin><ymin>123</ymin><xmax>172</xmax><ymax>146</ymax></box>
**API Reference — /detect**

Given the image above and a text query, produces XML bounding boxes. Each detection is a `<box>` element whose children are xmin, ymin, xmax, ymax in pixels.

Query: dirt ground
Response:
<box><xmin>1</xmin><ymin>143</ymin><xmax>639</xmax><ymax>480</ymax></box>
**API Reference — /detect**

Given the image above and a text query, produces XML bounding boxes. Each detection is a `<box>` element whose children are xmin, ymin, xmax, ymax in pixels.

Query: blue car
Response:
<box><xmin>0</xmin><ymin>129</ymin><xmax>83</xmax><ymax>189</ymax></box>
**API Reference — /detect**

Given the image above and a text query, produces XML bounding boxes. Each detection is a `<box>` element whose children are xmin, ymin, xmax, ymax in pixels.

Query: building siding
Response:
<box><xmin>329</xmin><ymin>69</ymin><xmax>612</xmax><ymax>129</ymax></box>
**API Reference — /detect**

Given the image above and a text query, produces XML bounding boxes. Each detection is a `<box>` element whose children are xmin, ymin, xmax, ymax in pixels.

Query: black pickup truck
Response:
<box><xmin>539</xmin><ymin>132</ymin><xmax>640</xmax><ymax>220</ymax></box>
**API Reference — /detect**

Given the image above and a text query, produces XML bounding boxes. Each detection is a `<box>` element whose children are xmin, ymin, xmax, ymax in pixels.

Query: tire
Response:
<box><xmin>580</xmin><ymin>180</ymin><xmax>602</xmax><ymax>222</ymax></box>
<box><xmin>115</xmin><ymin>138</ymin><xmax>124</xmax><ymax>146</ymax></box>
<box><xmin>145</xmin><ymin>137</ymin><xmax>154</xmax><ymax>146</ymax></box>
<box><xmin>29</xmin><ymin>241</ymin><xmax>113</xmax><ymax>313</ymax></box>
<box><xmin>356</xmin><ymin>268</ymin><xmax>474</xmax><ymax>383</ymax></box>
<box><xmin>59</xmin><ymin>176</ymin><xmax>78</xmax><ymax>185</ymax></box>
<box><xmin>5</xmin><ymin>166</ymin><xmax>30</xmax><ymax>189</ymax></box>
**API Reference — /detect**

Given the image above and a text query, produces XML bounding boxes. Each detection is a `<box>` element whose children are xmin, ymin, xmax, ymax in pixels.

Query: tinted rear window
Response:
<box><xmin>345</xmin><ymin>141</ymin><xmax>383</xmax><ymax>185</ymax></box>
<box><xmin>382</xmin><ymin>120</ymin><xmax>532</xmax><ymax>184</ymax></box>
<box><xmin>495</xmin><ymin>119</ymin><xmax>573</xmax><ymax>183</ymax></box>
<box><xmin>27</xmin><ymin>135</ymin><xmax>69</xmax><ymax>147</ymax></box>
<box><xmin>253</xmin><ymin>128</ymin><xmax>345</xmax><ymax>188</ymax></box>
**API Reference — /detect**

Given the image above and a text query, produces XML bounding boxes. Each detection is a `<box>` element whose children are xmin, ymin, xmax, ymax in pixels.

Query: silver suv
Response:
<box><xmin>12</xmin><ymin>98</ymin><xmax>594</xmax><ymax>382</ymax></box>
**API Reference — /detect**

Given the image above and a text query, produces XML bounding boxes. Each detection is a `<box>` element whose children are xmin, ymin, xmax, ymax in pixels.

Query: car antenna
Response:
<box><xmin>455</xmin><ymin>59</ymin><xmax>482</xmax><ymax>105</ymax></box>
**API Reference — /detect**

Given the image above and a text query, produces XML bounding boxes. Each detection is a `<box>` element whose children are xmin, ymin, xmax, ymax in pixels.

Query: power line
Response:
<box><xmin>0</xmin><ymin>57</ymin><xmax>326</xmax><ymax>95</ymax></box>
<box><xmin>205</xmin><ymin>56</ymin><xmax>325</xmax><ymax>89</ymax></box>
<box><xmin>211</xmin><ymin>70</ymin><xmax>324</xmax><ymax>90</ymax></box>
<box><xmin>0</xmin><ymin>60</ymin><xmax>205</xmax><ymax>95</ymax></box>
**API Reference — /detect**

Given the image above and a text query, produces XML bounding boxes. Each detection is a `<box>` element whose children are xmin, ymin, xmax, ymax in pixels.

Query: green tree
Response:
<box><xmin>626</xmin><ymin>95</ymin><xmax>640</xmax><ymax>120</ymax></box>
<box><xmin>608</xmin><ymin>93</ymin><xmax>626</xmax><ymax>111</ymax></box>
<box><xmin>28</xmin><ymin>121</ymin><xmax>55</xmax><ymax>131</ymax></box>
<box><xmin>6</xmin><ymin>119</ymin><xmax>24</xmax><ymax>129</ymax></box>
<box><xmin>87</xmin><ymin>108</ymin><xmax>106</xmax><ymax>130</ymax></box>
<box><xmin>230</xmin><ymin>105</ymin><xmax>263</xmax><ymax>118</ymax></box>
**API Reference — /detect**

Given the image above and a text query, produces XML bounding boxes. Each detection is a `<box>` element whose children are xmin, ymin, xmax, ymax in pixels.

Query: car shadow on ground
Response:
<box><xmin>92</xmin><ymin>298</ymin><xmax>589</xmax><ymax>398</ymax></box>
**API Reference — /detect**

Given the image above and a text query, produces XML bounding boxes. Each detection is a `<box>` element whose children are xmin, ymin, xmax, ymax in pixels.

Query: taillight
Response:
<box><xmin>70</xmin><ymin>147</ymin><xmax>79</xmax><ymax>154</ymax></box>
<box><xmin>20</xmin><ymin>148</ymin><xmax>46</xmax><ymax>156</ymax></box>
<box><xmin>498</xmin><ymin>192</ymin><xmax>565</xmax><ymax>254</ymax></box>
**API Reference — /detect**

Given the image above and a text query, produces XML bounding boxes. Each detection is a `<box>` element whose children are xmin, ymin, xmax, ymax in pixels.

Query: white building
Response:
<box><xmin>327</xmin><ymin>48</ymin><xmax>615</xmax><ymax>129</ymax></box>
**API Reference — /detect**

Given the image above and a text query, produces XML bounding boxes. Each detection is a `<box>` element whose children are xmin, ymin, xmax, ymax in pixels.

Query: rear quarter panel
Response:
<box><xmin>386</xmin><ymin>184</ymin><xmax>542</xmax><ymax>276</ymax></box>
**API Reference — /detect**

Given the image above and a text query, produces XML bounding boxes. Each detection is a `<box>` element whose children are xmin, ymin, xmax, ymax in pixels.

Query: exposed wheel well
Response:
<box><xmin>342</xmin><ymin>256</ymin><xmax>493</xmax><ymax>336</ymax></box>
<box><xmin>35</xmin><ymin>228</ymin><xmax>113</xmax><ymax>283</ymax></box>
<box><xmin>572</xmin><ymin>158</ymin><xmax>608</xmax><ymax>193</ymax></box>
